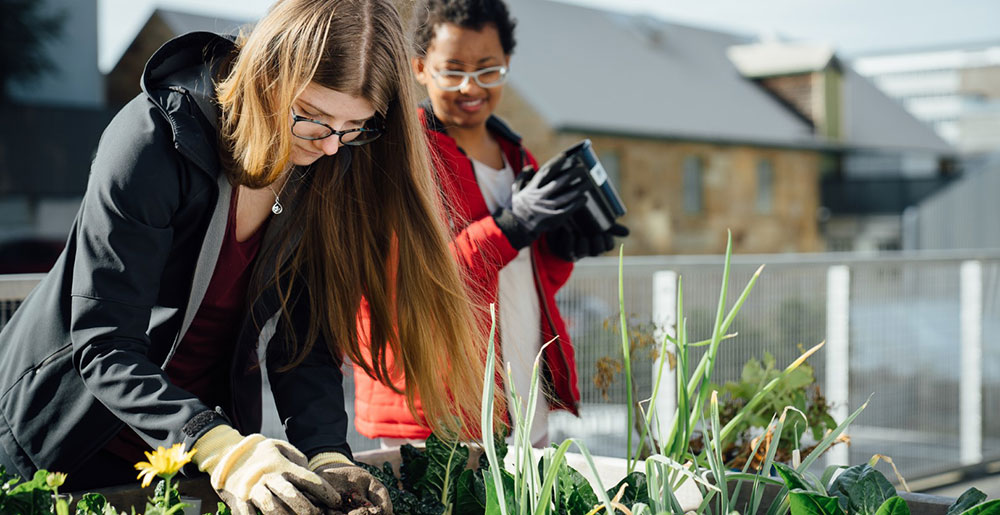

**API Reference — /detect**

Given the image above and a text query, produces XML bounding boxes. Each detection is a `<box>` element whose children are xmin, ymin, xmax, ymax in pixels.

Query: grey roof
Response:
<box><xmin>504</xmin><ymin>0</ymin><xmax>819</xmax><ymax>148</ymax></box>
<box><xmin>504</xmin><ymin>0</ymin><xmax>953</xmax><ymax>154</ymax></box>
<box><xmin>155</xmin><ymin>9</ymin><xmax>250</xmax><ymax>38</ymax></box>
<box><xmin>841</xmin><ymin>67</ymin><xmax>953</xmax><ymax>154</ymax></box>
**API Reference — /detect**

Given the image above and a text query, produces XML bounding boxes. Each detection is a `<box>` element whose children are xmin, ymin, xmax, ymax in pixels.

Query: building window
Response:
<box><xmin>682</xmin><ymin>156</ymin><xmax>704</xmax><ymax>214</ymax></box>
<box><xmin>756</xmin><ymin>158</ymin><xmax>774</xmax><ymax>213</ymax></box>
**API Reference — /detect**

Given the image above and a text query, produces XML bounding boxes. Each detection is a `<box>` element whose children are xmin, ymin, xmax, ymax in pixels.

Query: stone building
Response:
<box><xmin>497</xmin><ymin>0</ymin><xmax>953</xmax><ymax>254</ymax></box>
<box><xmin>103</xmin><ymin>1</ymin><xmax>955</xmax><ymax>255</ymax></box>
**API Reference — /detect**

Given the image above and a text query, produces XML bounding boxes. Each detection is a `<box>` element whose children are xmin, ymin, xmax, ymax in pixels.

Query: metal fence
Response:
<box><xmin>2</xmin><ymin>250</ymin><xmax>999</xmax><ymax>482</ymax></box>
<box><xmin>549</xmin><ymin>250</ymin><xmax>1000</xmax><ymax>481</ymax></box>
<box><xmin>904</xmin><ymin>165</ymin><xmax>1000</xmax><ymax>250</ymax></box>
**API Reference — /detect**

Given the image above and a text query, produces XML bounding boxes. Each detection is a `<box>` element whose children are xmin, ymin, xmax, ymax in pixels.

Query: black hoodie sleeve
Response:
<box><xmin>265</xmin><ymin>286</ymin><xmax>352</xmax><ymax>461</ymax></box>
<box><xmin>70</xmin><ymin>98</ymin><xmax>225</xmax><ymax>454</ymax></box>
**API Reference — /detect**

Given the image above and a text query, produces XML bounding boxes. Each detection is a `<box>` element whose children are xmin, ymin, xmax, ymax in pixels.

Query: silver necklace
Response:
<box><xmin>268</xmin><ymin>174</ymin><xmax>291</xmax><ymax>214</ymax></box>
<box><xmin>267</xmin><ymin>181</ymin><xmax>288</xmax><ymax>215</ymax></box>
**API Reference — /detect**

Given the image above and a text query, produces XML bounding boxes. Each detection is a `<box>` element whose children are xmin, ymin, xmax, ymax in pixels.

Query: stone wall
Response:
<box><xmin>496</xmin><ymin>86</ymin><xmax>824</xmax><ymax>255</ymax></box>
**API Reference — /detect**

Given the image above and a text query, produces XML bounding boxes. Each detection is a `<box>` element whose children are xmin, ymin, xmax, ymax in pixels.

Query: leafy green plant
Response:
<box><xmin>0</xmin><ymin>444</ymin><xmax>233</xmax><ymax>515</ymax></box>
<box><xmin>358</xmin><ymin>432</ymin><xmax>502</xmax><ymax>515</ymax></box>
<box><xmin>0</xmin><ymin>467</ymin><xmax>62</xmax><ymax>515</ymax></box>
<box><xmin>780</xmin><ymin>460</ymin><xmax>1000</xmax><ymax>515</ymax></box>
<box><xmin>692</xmin><ymin>351</ymin><xmax>839</xmax><ymax>470</ymax></box>
<box><xmin>490</xmin><ymin>232</ymin><xmax>876</xmax><ymax>514</ymax></box>
<box><xmin>373</xmin><ymin>231</ymin><xmax>996</xmax><ymax>515</ymax></box>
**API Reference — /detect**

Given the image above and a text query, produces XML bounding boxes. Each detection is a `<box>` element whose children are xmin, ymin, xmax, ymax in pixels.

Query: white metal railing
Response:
<box><xmin>2</xmin><ymin>250</ymin><xmax>999</xmax><ymax>480</ymax></box>
<box><xmin>553</xmin><ymin>250</ymin><xmax>1000</xmax><ymax>480</ymax></box>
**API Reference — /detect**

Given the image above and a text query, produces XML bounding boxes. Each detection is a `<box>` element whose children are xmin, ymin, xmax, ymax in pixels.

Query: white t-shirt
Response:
<box><xmin>471</xmin><ymin>154</ymin><xmax>549</xmax><ymax>447</ymax></box>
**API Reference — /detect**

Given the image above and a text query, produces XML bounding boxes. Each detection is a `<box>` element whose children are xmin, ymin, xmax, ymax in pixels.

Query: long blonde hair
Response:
<box><xmin>216</xmin><ymin>0</ymin><xmax>501</xmax><ymax>438</ymax></box>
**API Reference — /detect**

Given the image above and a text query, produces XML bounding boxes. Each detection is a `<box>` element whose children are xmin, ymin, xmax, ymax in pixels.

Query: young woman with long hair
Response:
<box><xmin>0</xmin><ymin>0</ymin><xmax>492</xmax><ymax>512</ymax></box>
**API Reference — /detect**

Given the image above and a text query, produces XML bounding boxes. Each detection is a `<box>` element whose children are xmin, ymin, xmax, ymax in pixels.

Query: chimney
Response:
<box><xmin>727</xmin><ymin>42</ymin><xmax>844</xmax><ymax>141</ymax></box>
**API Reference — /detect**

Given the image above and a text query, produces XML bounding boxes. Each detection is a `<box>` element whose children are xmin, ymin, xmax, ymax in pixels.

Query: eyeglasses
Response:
<box><xmin>290</xmin><ymin>108</ymin><xmax>383</xmax><ymax>145</ymax></box>
<box><xmin>430</xmin><ymin>65</ymin><xmax>508</xmax><ymax>92</ymax></box>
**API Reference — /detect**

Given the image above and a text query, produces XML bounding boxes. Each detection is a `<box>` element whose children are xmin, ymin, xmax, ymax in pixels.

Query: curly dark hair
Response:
<box><xmin>411</xmin><ymin>0</ymin><xmax>517</xmax><ymax>56</ymax></box>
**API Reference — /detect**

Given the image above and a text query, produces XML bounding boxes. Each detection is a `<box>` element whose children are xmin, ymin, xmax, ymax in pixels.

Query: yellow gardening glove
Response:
<box><xmin>194</xmin><ymin>425</ymin><xmax>341</xmax><ymax>515</ymax></box>
<box><xmin>310</xmin><ymin>453</ymin><xmax>393</xmax><ymax>515</ymax></box>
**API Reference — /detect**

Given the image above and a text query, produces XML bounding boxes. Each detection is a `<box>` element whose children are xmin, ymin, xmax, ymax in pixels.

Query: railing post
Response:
<box><xmin>652</xmin><ymin>270</ymin><xmax>677</xmax><ymax>445</ymax></box>
<box><xmin>826</xmin><ymin>265</ymin><xmax>851</xmax><ymax>467</ymax></box>
<box><xmin>960</xmin><ymin>260</ymin><xmax>983</xmax><ymax>465</ymax></box>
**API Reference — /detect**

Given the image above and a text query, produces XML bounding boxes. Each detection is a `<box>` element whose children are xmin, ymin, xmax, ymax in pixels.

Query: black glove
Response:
<box><xmin>493</xmin><ymin>153</ymin><xmax>589</xmax><ymax>250</ymax></box>
<box><xmin>547</xmin><ymin>223</ymin><xmax>630</xmax><ymax>262</ymax></box>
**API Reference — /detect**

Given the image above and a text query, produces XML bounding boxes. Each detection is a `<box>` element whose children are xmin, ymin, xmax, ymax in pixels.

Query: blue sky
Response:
<box><xmin>98</xmin><ymin>0</ymin><xmax>1000</xmax><ymax>72</ymax></box>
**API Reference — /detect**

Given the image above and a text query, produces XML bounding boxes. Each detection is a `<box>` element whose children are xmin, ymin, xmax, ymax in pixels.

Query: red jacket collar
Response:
<box><xmin>417</xmin><ymin>101</ymin><xmax>532</xmax><ymax>175</ymax></box>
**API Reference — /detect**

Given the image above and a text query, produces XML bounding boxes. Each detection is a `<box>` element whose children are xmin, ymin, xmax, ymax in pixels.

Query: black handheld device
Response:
<box><xmin>552</xmin><ymin>139</ymin><xmax>627</xmax><ymax>235</ymax></box>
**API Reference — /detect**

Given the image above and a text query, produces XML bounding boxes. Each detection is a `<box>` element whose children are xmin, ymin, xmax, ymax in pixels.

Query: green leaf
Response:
<box><xmin>1</xmin><ymin>469</ymin><xmax>54</xmax><ymax>514</ymax></box>
<box><xmin>359</xmin><ymin>462</ymin><xmax>399</xmax><ymax>490</ymax></box>
<box><xmin>789</xmin><ymin>492</ymin><xmax>843</xmax><ymax>515</ymax></box>
<box><xmin>360</xmin><ymin>460</ymin><xmax>440</xmax><ymax>515</ymax></box>
<box><xmin>562</xmin><ymin>465</ymin><xmax>598</xmax><ymax>515</ymax></box>
<box><xmin>154</xmin><ymin>479</ymin><xmax>181</xmax><ymax>508</ymax></box>
<box><xmin>76</xmin><ymin>493</ymin><xmax>119</xmax><ymax>515</ymax></box>
<box><xmin>479</xmin><ymin>435</ymin><xmax>509</xmax><ymax>471</ymax></box>
<box><xmin>412</xmin><ymin>433</ymin><xmax>469</xmax><ymax>506</ymax></box>
<box><xmin>829</xmin><ymin>465</ymin><xmax>896</xmax><ymax>515</ymax></box>
<box><xmin>76</xmin><ymin>493</ymin><xmax>107</xmax><ymax>514</ymax></box>
<box><xmin>485</xmin><ymin>469</ymin><xmax>515</xmax><ymax>515</ymax></box>
<box><xmin>947</xmin><ymin>488</ymin><xmax>988</xmax><ymax>515</ymax></box>
<box><xmin>400</xmin><ymin>443</ymin><xmax>431</xmax><ymax>492</ymax></box>
<box><xmin>960</xmin><ymin>500</ymin><xmax>1000</xmax><ymax>515</ymax></box>
<box><xmin>775</xmin><ymin>462</ymin><xmax>814</xmax><ymax>492</ymax></box>
<box><xmin>453</xmin><ymin>469</ymin><xmax>486</xmax><ymax>515</ymax></box>
<box><xmin>605</xmin><ymin>471</ymin><xmax>650</xmax><ymax>506</ymax></box>
<box><xmin>215</xmin><ymin>501</ymin><xmax>232</xmax><ymax>515</ymax></box>
<box><xmin>7</xmin><ymin>469</ymin><xmax>51</xmax><ymax>494</ymax></box>
<box><xmin>875</xmin><ymin>496</ymin><xmax>910</xmax><ymax>515</ymax></box>
<box><xmin>541</xmin><ymin>455</ymin><xmax>598</xmax><ymax>515</ymax></box>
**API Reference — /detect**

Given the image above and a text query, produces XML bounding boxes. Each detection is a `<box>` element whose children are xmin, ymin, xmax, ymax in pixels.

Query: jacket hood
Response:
<box><xmin>140</xmin><ymin>31</ymin><xmax>237</xmax><ymax>176</ymax></box>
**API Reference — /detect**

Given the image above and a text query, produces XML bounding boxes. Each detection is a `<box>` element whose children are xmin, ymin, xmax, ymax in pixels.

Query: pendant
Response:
<box><xmin>271</xmin><ymin>199</ymin><xmax>283</xmax><ymax>215</ymax></box>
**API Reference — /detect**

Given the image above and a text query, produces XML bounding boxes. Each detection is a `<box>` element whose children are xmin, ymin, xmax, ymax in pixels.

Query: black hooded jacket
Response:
<box><xmin>0</xmin><ymin>32</ymin><xmax>352</xmax><ymax>479</ymax></box>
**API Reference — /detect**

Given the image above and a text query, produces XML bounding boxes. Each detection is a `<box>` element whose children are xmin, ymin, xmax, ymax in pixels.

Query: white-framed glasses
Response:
<box><xmin>430</xmin><ymin>65</ymin><xmax>509</xmax><ymax>91</ymax></box>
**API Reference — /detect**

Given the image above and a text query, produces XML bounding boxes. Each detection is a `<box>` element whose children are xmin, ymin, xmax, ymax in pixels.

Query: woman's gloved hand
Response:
<box><xmin>309</xmin><ymin>453</ymin><xmax>393</xmax><ymax>515</ymax></box>
<box><xmin>493</xmin><ymin>152</ymin><xmax>589</xmax><ymax>250</ymax></box>
<box><xmin>547</xmin><ymin>222</ymin><xmax>630</xmax><ymax>262</ymax></box>
<box><xmin>193</xmin><ymin>425</ymin><xmax>341</xmax><ymax>515</ymax></box>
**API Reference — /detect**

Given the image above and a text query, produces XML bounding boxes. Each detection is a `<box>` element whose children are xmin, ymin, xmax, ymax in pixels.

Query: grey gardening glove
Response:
<box><xmin>493</xmin><ymin>152</ymin><xmax>589</xmax><ymax>249</ymax></box>
<box><xmin>310</xmin><ymin>453</ymin><xmax>392</xmax><ymax>515</ymax></box>
<box><xmin>547</xmin><ymin>222</ymin><xmax>630</xmax><ymax>262</ymax></box>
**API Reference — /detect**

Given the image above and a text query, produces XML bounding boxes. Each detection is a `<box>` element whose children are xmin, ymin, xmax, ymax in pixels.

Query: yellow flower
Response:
<box><xmin>46</xmin><ymin>472</ymin><xmax>67</xmax><ymax>489</ymax></box>
<box><xmin>134</xmin><ymin>443</ymin><xmax>197</xmax><ymax>488</ymax></box>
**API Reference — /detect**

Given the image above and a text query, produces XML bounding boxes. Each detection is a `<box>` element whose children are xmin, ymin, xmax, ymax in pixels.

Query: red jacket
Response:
<box><xmin>352</xmin><ymin>106</ymin><xmax>581</xmax><ymax>439</ymax></box>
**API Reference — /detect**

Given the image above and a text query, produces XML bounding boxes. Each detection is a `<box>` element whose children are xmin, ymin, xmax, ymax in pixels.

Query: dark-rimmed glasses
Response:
<box><xmin>290</xmin><ymin>108</ymin><xmax>383</xmax><ymax>145</ymax></box>
<box><xmin>430</xmin><ymin>65</ymin><xmax>508</xmax><ymax>91</ymax></box>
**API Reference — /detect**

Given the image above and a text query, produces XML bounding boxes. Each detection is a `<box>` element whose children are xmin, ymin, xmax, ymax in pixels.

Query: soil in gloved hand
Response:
<box><xmin>321</xmin><ymin>491</ymin><xmax>382</xmax><ymax>515</ymax></box>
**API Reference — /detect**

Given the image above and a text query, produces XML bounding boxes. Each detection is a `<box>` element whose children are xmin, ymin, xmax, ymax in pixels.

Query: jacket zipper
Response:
<box><xmin>515</xmin><ymin>145</ymin><xmax>577</xmax><ymax>414</ymax></box>
<box><xmin>458</xmin><ymin>139</ymin><xmax>579</xmax><ymax>413</ymax></box>
<box><xmin>529</xmin><ymin>250</ymin><xmax>578</xmax><ymax>413</ymax></box>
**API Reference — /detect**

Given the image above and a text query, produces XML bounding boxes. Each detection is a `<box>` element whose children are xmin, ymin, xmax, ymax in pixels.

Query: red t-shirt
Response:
<box><xmin>104</xmin><ymin>188</ymin><xmax>266</xmax><ymax>464</ymax></box>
